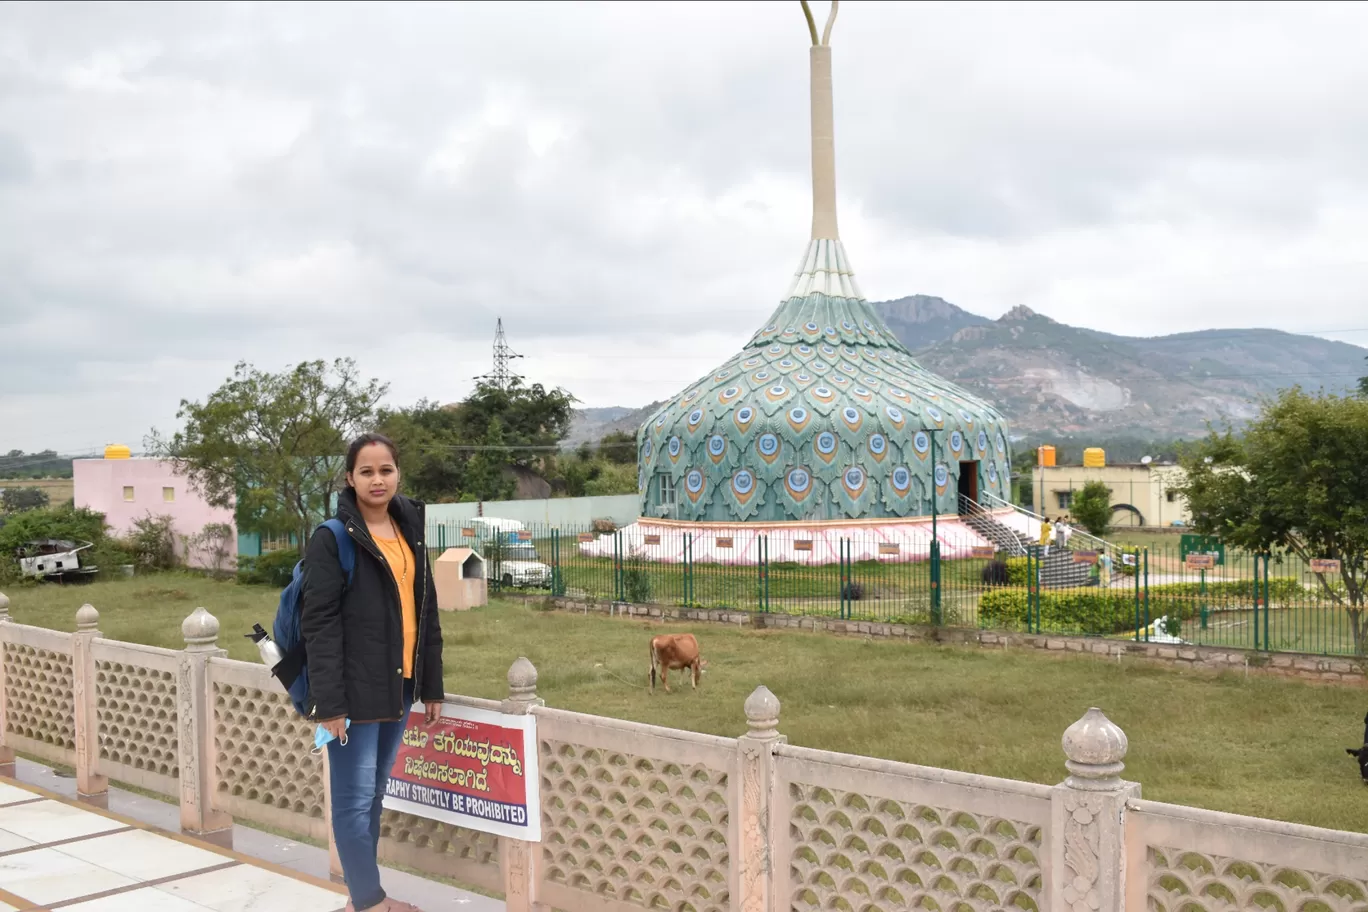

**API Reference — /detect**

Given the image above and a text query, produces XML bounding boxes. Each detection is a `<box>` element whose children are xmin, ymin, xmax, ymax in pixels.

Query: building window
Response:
<box><xmin>658</xmin><ymin>474</ymin><xmax>677</xmax><ymax>507</ymax></box>
<box><xmin>123</xmin><ymin>486</ymin><xmax>135</xmax><ymax>502</ymax></box>
<box><xmin>163</xmin><ymin>486</ymin><xmax>175</xmax><ymax>503</ymax></box>
<box><xmin>260</xmin><ymin>532</ymin><xmax>294</xmax><ymax>554</ymax></box>
<box><xmin>1166</xmin><ymin>491</ymin><xmax>1177</xmax><ymax>503</ymax></box>
<box><xmin>1056</xmin><ymin>491</ymin><xmax>1073</xmax><ymax>510</ymax></box>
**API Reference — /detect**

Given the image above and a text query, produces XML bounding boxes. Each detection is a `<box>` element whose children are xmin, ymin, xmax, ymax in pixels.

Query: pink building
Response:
<box><xmin>73</xmin><ymin>446</ymin><xmax>237</xmax><ymax>571</ymax></box>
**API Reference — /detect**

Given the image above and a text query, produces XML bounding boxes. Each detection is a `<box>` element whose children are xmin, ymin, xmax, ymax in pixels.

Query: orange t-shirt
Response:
<box><xmin>374</xmin><ymin>534</ymin><xmax>419</xmax><ymax>678</ymax></box>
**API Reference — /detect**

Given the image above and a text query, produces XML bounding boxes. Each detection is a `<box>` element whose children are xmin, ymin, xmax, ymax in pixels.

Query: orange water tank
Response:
<box><xmin>1037</xmin><ymin>445</ymin><xmax>1056</xmax><ymax>467</ymax></box>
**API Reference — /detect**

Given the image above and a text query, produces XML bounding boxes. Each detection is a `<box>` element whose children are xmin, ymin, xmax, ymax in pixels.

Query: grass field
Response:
<box><xmin>5</xmin><ymin>572</ymin><xmax>1368</xmax><ymax>833</ymax></box>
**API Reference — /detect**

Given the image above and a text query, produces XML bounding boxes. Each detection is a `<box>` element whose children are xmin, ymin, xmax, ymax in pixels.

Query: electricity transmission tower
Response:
<box><xmin>473</xmin><ymin>318</ymin><xmax>524</xmax><ymax>390</ymax></box>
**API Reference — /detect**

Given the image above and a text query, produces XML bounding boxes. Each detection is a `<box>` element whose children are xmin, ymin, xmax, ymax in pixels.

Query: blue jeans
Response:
<box><xmin>327</xmin><ymin>679</ymin><xmax>413</xmax><ymax>910</ymax></box>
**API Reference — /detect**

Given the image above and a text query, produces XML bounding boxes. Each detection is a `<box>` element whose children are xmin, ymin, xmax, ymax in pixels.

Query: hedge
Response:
<box><xmin>980</xmin><ymin>577</ymin><xmax>1303</xmax><ymax>636</ymax></box>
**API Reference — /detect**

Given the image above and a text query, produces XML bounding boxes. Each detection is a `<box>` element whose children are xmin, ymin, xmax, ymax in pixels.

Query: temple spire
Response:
<box><xmin>802</xmin><ymin>1</ymin><xmax>840</xmax><ymax>240</ymax></box>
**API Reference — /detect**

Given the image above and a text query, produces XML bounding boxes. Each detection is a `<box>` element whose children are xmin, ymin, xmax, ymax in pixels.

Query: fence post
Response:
<box><xmin>178</xmin><ymin>607</ymin><xmax>233</xmax><ymax>847</ymax></box>
<box><xmin>0</xmin><ymin>592</ymin><xmax>12</xmax><ymax>779</ymax></box>
<box><xmin>930</xmin><ymin>537</ymin><xmax>943</xmax><ymax>626</ymax></box>
<box><xmin>757</xmin><ymin>536</ymin><xmax>769</xmax><ymax>613</ymax></box>
<box><xmin>1252</xmin><ymin>552</ymin><xmax>1262</xmax><ymax>651</ymax></box>
<box><xmin>684</xmin><ymin>533</ymin><xmax>693</xmax><ymax>606</ymax></box>
<box><xmin>501</xmin><ymin>657</ymin><xmax>541</xmax><ymax>911</ymax></box>
<box><xmin>72</xmin><ymin>603</ymin><xmax>107</xmax><ymax>807</ymax></box>
<box><xmin>613</xmin><ymin>532</ymin><xmax>624</xmax><ymax>603</ymax></box>
<box><xmin>1049</xmin><ymin>707</ymin><xmax>1138</xmax><ymax>912</ymax></box>
<box><xmin>737</xmin><ymin>685</ymin><xmax>783</xmax><ymax>910</ymax></box>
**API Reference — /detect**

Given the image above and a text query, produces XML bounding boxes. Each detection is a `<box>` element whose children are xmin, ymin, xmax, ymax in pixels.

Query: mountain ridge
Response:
<box><xmin>569</xmin><ymin>297</ymin><xmax>1366</xmax><ymax>443</ymax></box>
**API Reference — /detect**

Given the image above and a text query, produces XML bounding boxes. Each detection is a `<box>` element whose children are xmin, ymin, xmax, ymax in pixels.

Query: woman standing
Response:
<box><xmin>301</xmin><ymin>433</ymin><xmax>445</xmax><ymax>912</ymax></box>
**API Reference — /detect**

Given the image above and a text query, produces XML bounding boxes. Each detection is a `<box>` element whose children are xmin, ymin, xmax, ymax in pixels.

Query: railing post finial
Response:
<box><xmin>181</xmin><ymin>607</ymin><xmax>220</xmax><ymax>653</ymax></box>
<box><xmin>76</xmin><ymin>603</ymin><xmax>100</xmax><ymax>634</ymax></box>
<box><xmin>1061</xmin><ymin>706</ymin><xmax>1129</xmax><ymax>791</ymax></box>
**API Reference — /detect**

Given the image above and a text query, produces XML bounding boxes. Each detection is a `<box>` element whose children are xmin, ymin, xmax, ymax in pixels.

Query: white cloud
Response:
<box><xmin>1</xmin><ymin>0</ymin><xmax>1366</xmax><ymax>452</ymax></box>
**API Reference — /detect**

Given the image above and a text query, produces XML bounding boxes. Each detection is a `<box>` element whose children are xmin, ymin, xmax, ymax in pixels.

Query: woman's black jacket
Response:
<box><xmin>299</xmin><ymin>488</ymin><xmax>444</xmax><ymax>723</ymax></box>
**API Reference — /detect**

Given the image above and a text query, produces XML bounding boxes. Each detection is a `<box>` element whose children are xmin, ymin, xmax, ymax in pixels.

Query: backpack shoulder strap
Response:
<box><xmin>319</xmin><ymin>518</ymin><xmax>355</xmax><ymax>584</ymax></box>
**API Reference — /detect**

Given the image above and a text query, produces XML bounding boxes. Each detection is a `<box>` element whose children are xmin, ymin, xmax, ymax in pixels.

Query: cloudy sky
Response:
<box><xmin>3</xmin><ymin>0</ymin><xmax>1368</xmax><ymax>454</ymax></box>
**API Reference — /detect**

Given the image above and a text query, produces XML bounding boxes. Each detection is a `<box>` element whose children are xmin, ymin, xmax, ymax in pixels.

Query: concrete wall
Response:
<box><xmin>72</xmin><ymin>458</ymin><xmax>237</xmax><ymax>569</ymax></box>
<box><xmin>1035</xmin><ymin>463</ymin><xmax>1190</xmax><ymax>527</ymax></box>
<box><xmin>426</xmin><ymin>493</ymin><xmax>639</xmax><ymax>530</ymax></box>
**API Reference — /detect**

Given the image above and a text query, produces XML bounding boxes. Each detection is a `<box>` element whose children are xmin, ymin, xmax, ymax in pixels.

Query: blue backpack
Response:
<box><xmin>271</xmin><ymin>519</ymin><xmax>355</xmax><ymax>718</ymax></box>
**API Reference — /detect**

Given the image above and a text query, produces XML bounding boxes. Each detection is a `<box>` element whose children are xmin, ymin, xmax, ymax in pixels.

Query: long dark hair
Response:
<box><xmin>344</xmin><ymin>433</ymin><xmax>400</xmax><ymax>488</ymax></box>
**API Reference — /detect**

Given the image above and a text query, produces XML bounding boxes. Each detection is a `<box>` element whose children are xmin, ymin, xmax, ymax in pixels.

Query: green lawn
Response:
<box><xmin>5</xmin><ymin>572</ymin><xmax>1368</xmax><ymax>833</ymax></box>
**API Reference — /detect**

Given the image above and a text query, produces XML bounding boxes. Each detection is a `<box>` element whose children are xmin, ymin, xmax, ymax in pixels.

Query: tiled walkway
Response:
<box><xmin>0</xmin><ymin>778</ymin><xmax>347</xmax><ymax>912</ymax></box>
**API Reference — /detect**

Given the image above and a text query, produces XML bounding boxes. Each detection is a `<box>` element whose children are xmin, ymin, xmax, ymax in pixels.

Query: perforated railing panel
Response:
<box><xmin>1147</xmin><ymin>846</ymin><xmax>1368</xmax><ymax>912</ymax></box>
<box><xmin>96</xmin><ymin>659</ymin><xmax>179</xmax><ymax>790</ymax></box>
<box><xmin>784</xmin><ymin>781</ymin><xmax>1045</xmax><ymax>912</ymax></box>
<box><xmin>3</xmin><ymin>641</ymin><xmax>75</xmax><ymax>764</ymax></box>
<box><xmin>539</xmin><ymin>738</ymin><xmax>732</xmax><ymax>912</ymax></box>
<box><xmin>212</xmin><ymin>678</ymin><xmax>324</xmax><ymax>833</ymax></box>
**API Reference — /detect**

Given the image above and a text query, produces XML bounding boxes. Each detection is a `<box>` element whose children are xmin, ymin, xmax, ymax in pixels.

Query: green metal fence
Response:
<box><xmin>424</xmin><ymin>520</ymin><xmax>1365</xmax><ymax>658</ymax></box>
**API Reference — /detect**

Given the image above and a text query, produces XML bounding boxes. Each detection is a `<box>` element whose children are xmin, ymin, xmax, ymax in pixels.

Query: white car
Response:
<box><xmin>493</xmin><ymin>541</ymin><xmax>554</xmax><ymax>589</ymax></box>
<box><xmin>469</xmin><ymin>518</ymin><xmax>553</xmax><ymax>590</ymax></box>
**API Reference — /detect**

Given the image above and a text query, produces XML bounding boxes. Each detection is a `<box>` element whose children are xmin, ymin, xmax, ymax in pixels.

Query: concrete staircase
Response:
<box><xmin>960</xmin><ymin>500</ymin><xmax>1031</xmax><ymax>557</ymax></box>
<box><xmin>1038</xmin><ymin>546</ymin><xmax>1098</xmax><ymax>589</ymax></box>
<box><xmin>959</xmin><ymin>496</ymin><xmax>1098</xmax><ymax>589</ymax></box>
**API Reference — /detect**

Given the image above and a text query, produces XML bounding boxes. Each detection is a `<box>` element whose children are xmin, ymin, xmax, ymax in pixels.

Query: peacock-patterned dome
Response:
<box><xmin>636</xmin><ymin>237</ymin><xmax>1012</xmax><ymax>523</ymax></box>
<box><xmin>634</xmin><ymin>2</ymin><xmax>1011</xmax><ymax>526</ymax></box>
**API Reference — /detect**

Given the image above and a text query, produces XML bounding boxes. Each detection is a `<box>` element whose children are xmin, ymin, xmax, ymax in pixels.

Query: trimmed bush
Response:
<box><xmin>237</xmin><ymin>548</ymin><xmax>301</xmax><ymax>588</ymax></box>
<box><xmin>980</xmin><ymin>577</ymin><xmax>1303</xmax><ymax>636</ymax></box>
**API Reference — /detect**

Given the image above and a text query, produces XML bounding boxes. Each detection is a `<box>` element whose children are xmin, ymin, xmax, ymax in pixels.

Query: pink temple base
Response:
<box><xmin>576</xmin><ymin>509</ymin><xmax>1038</xmax><ymax>566</ymax></box>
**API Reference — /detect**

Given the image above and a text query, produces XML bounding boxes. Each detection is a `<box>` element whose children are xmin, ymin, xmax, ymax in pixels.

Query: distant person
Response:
<box><xmin>1099</xmin><ymin>551</ymin><xmax>1114</xmax><ymax>585</ymax></box>
<box><xmin>1039</xmin><ymin>519</ymin><xmax>1054</xmax><ymax>557</ymax></box>
<box><xmin>301</xmin><ymin>433</ymin><xmax>446</xmax><ymax>912</ymax></box>
<box><xmin>1056</xmin><ymin>521</ymin><xmax>1072</xmax><ymax>550</ymax></box>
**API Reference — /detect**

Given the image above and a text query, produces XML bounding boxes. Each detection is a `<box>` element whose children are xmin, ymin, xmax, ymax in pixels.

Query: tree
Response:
<box><xmin>149</xmin><ymin>359</ymin><xmax>387</xmax><ymax>547</ymax></box>
<box><xmin>1</xmin><ymin>487</ymin><xmax>50</xmax><ymax>513</ymax></box>
<box><xmin>597</xmin><ymin>431</ymin><xmax>637</xmax><ymax>465</ymax></box>
<box><xmin>454</xmin><ymin>380</ymin><xmax>576</xmax><ymax>470</ymax></box>
<box><xmin>376</xmin><ymin>381</ymin><xmax>577</xmax><ymax>503</ymax></box>
<box><xmin>1358</xmin><ymin>355</ymin><xmax>1367</xmax><ymax>398</ymax></box>
<box><xmin>375</xmin><ymin>399</ymin><xmax>468</xmax><ymax>502</ymax></box>
<box><xmin>463</xmin><ymin>416</ymin><xmax>517</xmax><ymax>502</ymax></box>
<box><xmin>1177</xmin><ymin>388</ymin><xmax>1368</xmax><ymax>654</ymax></box>
<box><xmin>1071</xmin><ymin>480</ymin><xmax>1113</xmax><ymax>537</ymax></box>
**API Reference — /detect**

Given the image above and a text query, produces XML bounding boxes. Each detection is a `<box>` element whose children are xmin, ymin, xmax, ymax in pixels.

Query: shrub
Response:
<box><xmin>622</xmin><ymin>558</ymin><xmax>652</xmax><ymax>604</ymax></box>
<box><xmin>1072</xmin><ymin>480</ymin><xmax>1113</xmax><ymax>537</ymax></box>
<box><xmin>981</xmin><ymin>560</ymin><xmax>1010</xmax><ymax>586</ymax></box>
<box><xmin>128</xmin><ymin>513</ymin><xmax>180</xmax><ymax>572</ymax></box>
<box><xmin>980</xmin><ymin>577</ymin><xmax>1303</xmax><ymax>635</ymax></box>
<box><xmin>0</xmin><ymin>505</ymin><xmax>107</xmax><ymax>556</ymax></box>
<box><xmin>1005</xmin><ymin>557</ymin><xmax>1031</xmax><ymax>586</ymax></box>
<box><xmin>237</xmin><ymin>548</ymin><xmax>301</xmax><ymax>588</ymax></box>
<box><xmin>1</xmin><ymin>487</ymin><xmax>49</xmax><ymax>513</ymax></box>
<box><xmin>187</xmin><ymin>522</ymin><xmax>236</xmax><ymax>577</ymax></box>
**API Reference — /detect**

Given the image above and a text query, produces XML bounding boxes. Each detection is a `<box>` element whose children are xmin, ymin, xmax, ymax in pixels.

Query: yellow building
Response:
<box><xmin>1034</xmin><ymin>460</ymin><xmax>1190</xmax><ymax>528</ymax></box>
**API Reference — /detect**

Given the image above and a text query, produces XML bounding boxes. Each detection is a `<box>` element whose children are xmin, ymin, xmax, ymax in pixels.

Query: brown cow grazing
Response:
<box><xmin>649</xmin><ymin>633</ymin><xmax>707</xmax><ymax>693</ymax></box>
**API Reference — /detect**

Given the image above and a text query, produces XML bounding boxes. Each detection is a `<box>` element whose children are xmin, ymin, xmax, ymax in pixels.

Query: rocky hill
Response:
<box><xmin>891</xmin><ymin>299</ymin><xmax>1367</xmax><ymax>438</ymax></box>
<box><xmin>570</xmin><ymin>299</ymin><xmax>1367</xmax><ymax>444</ymax></box>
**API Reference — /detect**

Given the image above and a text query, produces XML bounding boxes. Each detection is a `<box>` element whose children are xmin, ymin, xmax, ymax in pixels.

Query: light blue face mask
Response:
<box><xmin>312</xmin><ymin>719</ymin><xmax>351</xmax><ymax>755</ymax></box>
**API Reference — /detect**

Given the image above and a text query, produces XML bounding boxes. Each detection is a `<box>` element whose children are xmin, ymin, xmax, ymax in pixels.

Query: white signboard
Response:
<box><xmin>382</xmin><ymin>702</ymin><xmax>541</xmax><ymax>842</ymax></box>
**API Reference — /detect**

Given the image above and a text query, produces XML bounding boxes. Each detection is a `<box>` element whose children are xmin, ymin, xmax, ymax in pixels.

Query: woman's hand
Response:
<box><xmin>319</xmin><ymin>716</ymin><xmax>348</xmax><ymax>740</ymax></box>
<box><xmin>424</xmin><ymin>701</ymin><xmax>443</xmax><ymax>727</ymax></box>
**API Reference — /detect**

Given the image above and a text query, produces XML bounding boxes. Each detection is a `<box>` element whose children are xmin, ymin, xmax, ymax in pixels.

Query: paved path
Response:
<box><xmin>0</xmin><ymin>775</ymin><xmax>346</xmax><ymax>911</ymax></box>
<box><xmin>2</xmin><ymin>761</ymin><xmax>503</xmax><ymax>912</ymax></box>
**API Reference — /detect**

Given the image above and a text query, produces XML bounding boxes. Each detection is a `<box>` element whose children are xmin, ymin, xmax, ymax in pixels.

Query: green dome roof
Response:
<box><xmin>637</xmin><ymin>239</ymin><xmax>1012</xmax><ymax>523</ymax></box>
<box><xmin>634</xmin><ymin>11</ymin><xmax>1012</xmax><ymax>524</ymax></box>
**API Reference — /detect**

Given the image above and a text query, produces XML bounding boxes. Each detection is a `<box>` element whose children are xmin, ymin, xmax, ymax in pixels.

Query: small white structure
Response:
<box><xmin>433</xmin><ymin>548</ymin><xmax>487</xmax><ymax>611</ymax></box>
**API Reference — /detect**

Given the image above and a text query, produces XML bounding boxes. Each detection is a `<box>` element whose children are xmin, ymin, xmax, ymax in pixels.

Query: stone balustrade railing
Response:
<box><xmin>2</xmin><ymin>593</ymin><xmax>1366</xmax><ymax>911</ymax></box>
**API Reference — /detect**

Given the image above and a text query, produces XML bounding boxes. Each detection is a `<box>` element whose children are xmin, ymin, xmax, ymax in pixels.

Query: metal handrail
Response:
<box><xmin>958</xmin><ymin>493</ymin><xmax>1026</xmax><ymax>557</ymax></box>
<box><xmin>977</xmin><ymin>490</ymin><xmax>1122</xmax><ymax>556</ymax></box>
